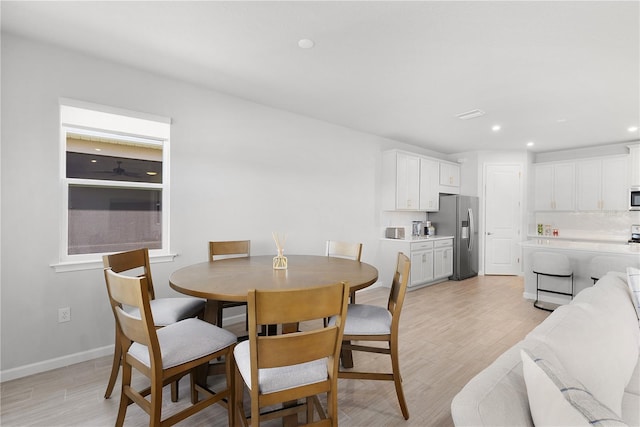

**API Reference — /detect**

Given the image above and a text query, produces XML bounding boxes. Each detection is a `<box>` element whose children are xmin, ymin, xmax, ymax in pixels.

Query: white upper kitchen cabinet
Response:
<box><xmin>576</xmin><ymin>156</ymin><xmax>628</xmax><ymax>211</ymax></box>
<box><xmin>396</xmin><ymin>152</ymin><xmax>421</xmax><ymax>210</ymax></box>
<box><xmin>630</xmin><ymin>144</ymin><xmax>640</xmax><ymax>187</ymax></box>
<box><xmin>439</xmin><ymin>161</ymin><xmax>460</xmax><ymax>194</ymax></box>
<box><xmin>534</xmin><ymin>162</ymin><xmax>575</xmax><ymax>211</ymax></box>
<box><xmin>382</xmin><ymin>150</ymin><xmax>420</xmax><ymax>210</ymax></box>
<box><xmin>419</xmin><ymin>157</ymin><xmax>440</xmax><ymax>211</ymax></box>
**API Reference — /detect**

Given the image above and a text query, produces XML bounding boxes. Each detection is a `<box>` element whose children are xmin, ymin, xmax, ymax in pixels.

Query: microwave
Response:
<box><xmin>631</xmin><ymin>187</ymin><xmax>640</xmax><ymax>211</ymax></box>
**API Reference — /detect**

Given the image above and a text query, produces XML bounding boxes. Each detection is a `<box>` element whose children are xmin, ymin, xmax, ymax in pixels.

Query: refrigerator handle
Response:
<box><xmin>468</xmin><ymin>208</ymin><xmax>474</xmax><ymax>252</ymax></box>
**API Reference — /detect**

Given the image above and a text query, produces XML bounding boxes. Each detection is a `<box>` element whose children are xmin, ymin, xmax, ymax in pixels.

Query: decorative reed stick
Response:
<box><xmin>272</xmin><ymin>232</ymin><xmax>288</xmax><ymax>269</ymax></box>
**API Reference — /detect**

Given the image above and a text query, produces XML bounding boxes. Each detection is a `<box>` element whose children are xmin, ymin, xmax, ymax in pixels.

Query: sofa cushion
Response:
<box><xmin>521</xmin><ymin>348</ymin><xmax>627</xmax><ymax>426</ymax></box>
<box><xmin>450</xmin><ymin>341</ymin><xmax>562</xmax><ymax>427</ymax></box>
<box><xmin>622</xmin><ymin>390</ymin><xmax>640</xmax><ymax>427</ymax></box>
<box><xmin>526</xmin><ymin>273</ymin><xmax>640</xmax><ymax>416</ymax></box>
<box><xmin>627</xmin><ymin>267</ymin><xmax>640</xmax><ymax>320</ymax></box>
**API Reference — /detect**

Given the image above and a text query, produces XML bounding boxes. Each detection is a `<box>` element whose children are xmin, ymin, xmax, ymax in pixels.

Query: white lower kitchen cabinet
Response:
<box><xmin>434</xmin><ymin>239</ymin><xmax>454</xmax><ymax>279</ymax></box>
<box><xmin>378</xmin><ymin>236</ymin><xmax>454</xmax><ymax>290</ymax></box>
<box><xmin>410</xmin><ymin>241</ymin><xmax>434</xmax><ymax>286</ymax></box>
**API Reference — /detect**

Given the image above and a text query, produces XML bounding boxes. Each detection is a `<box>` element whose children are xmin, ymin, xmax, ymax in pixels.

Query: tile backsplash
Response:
<box><xmin>532</xmin><ymin>211</ymin><xmax>640</xmax><ymax>242</ymax></box>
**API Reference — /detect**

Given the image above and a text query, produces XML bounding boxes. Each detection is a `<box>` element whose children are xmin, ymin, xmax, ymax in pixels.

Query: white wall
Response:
<box><xmin>0</xmin><ymin>34</ymin><xmax>426</xmax><ymax>380</ymax></box>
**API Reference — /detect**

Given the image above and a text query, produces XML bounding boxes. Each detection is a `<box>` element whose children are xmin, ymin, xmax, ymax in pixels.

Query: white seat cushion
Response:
<box><xmin>128</xmin><ymin>318</ymin><xmax>236</xmax><ymax>369</ymax></box>
<box><xmin>233</xmin><ymin>340</ymin><xmax>327</xmax><ymax>394</ymax></box>
<box><xmin>125</xmin><ymin>297</ymin><xmax>205</xmax><ymax>327</ymax></box>
<box><xmin>341</xmin><ymin>304</ymin><xmax>392</xmax><ymax>335</ymax></box>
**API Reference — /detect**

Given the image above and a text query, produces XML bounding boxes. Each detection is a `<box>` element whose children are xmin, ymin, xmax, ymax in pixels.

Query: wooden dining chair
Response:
<box><xmin>104</xmin><ymin>268</ymin><xmax>237</xmax><ymax>427</ymax></box>
<box><xmin>233</xmin><ymin>282</ymin><xmax>350</xmax><ymax>426</ymax></box>
<box><xmin>325</xmin><ymin>240</ymin><xmax>362</xmax><ymax>302</ymax></box>
<box><xmin>331</xmin><ymin>252</ymin><xmax>411</xmax><ymax>420</ymax></box>
<box><xmin>209</xmin><ymin>240</ymin><xmax>251</xmax><ymax>328</ymax></box>
<box><xmin>103</xmin><ymin>248</ymin><xmax>205</xmax><ymax>400</ymax></box>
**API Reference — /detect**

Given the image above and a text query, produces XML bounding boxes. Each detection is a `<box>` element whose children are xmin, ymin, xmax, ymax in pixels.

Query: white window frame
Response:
<box><xmin>53</xmin><ymin>99</ymin><xmax>173</xmax><ymax>272</ymax></box>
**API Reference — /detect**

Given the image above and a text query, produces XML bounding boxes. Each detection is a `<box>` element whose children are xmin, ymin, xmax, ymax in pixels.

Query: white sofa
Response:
<box><xmin>451</xmin><ymin>271</ymin><xmax>640</xmax><ymax>426</ymax></box>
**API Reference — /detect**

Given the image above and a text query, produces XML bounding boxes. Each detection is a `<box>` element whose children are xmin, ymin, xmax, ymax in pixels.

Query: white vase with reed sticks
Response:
<box><xmin>272</xmin><ymin>232</ymin><xmax>288</xmax><ymax>270</ymax></box>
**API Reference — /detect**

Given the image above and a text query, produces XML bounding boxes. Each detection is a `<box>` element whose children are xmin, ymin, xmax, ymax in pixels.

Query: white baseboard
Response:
<box><xmin>0</xmin><ymin>312</ymin><xmax>249</xmax><ymax>383</ymax></box>
<box><xmin>0</xmin><ymin>345</ymin><xmax>115</xmax><ymax>383</ymax></box>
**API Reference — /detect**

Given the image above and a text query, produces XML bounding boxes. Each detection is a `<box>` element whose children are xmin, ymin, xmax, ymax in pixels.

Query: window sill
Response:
<box><xmin>51</xmin><ymin>253</ymin><xmax>178</xmax><ymax>273</ymax></box>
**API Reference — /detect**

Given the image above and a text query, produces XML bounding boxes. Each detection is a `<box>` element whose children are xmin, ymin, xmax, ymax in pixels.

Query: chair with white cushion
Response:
<box><xmin>532</xmin><ymin>252</ymin><xmax>573</xmax><ymax>312</ymax></box>
<box><xmin>102</xmin><ymin>248</ymin><xmax>205</xmax><ymax>400</ymax></box>
<box><xmin>209</xmin><ymin>240</ymin><xmax>251</xmax><ymax>328</ymax></box>
<box><xmin>332</xmin><ymin>252</ymin><xmax>411</xmax><ymax>420</ymax></box>
<box><xmin>234</xmin><ymin>282</ymin><xmax>350</xmax><ymax>426</ymax></box>
<box><xmin>325</xmin><ymin>240</ymin><xmax>363</xmax><ymax>303</ymax></box>
<box><xmin>104</xmin><ymin>268</ymin><xmax>236</xmax><ymax>427</ymax></box>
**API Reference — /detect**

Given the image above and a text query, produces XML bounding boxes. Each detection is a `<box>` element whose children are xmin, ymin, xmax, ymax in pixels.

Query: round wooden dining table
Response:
<box><xmin>170</xmin><ymin>254</ymin><xmax>378</xmax><ymax>308</ymax></box>
<box><xmin>170</xmin><ymin>255</ymin><xmax>378</xmax><ymax>372</ymax></box>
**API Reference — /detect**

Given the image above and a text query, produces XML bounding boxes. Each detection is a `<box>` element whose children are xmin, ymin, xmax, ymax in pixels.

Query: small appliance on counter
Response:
<box><xmin>412</xmin><ymin>221</ymin><xmax>423</xmax><ymax>237</ymax></box>
<box><xmin>385</xmin><ymin>227</ymin><xmax>405</xmax><ymax>240</ymax></box>
<box><xmin>630</xmin><ymin>225</ymin><xmax>640</xmax><ymax>243</ymax></box>
<box><xmin>424</xmin><ymin>221</ymin><xmax>436</xmax><ymax>237</ymax></box>
<box><xmin>630</xmin><ymin>225</ymin><xmax>640</xmax><ymax>252</ymax></box>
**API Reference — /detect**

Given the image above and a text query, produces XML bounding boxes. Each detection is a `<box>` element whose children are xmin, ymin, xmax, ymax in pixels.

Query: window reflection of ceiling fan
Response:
<box><xmin>97</xmin><ymin>160</ymin><xmax>141</xmax><ymax>177</ymax></box>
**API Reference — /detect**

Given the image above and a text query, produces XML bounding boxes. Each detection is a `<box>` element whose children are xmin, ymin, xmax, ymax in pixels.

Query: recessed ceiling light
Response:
<box><xmin>628</xmin><ymin>126</ymin><xmax>639</xmax><ymax>132</ymax></box>
<box><xmin>146</xmin><ymin>171</ymin><xmax>158</xmax><ymax>176</ymax></box>
<box><xmin>527</xmin><ymin>141</ymin><xmax>535</xmax><ymax>147</ymax></box>
<box><xmin>491</xmin><ymin>125</ymin><xmax>501</xmax><ymax>132</ymax></box>
<box><xmin>298</xmin><ymin>39</ymin><xmax>315</xmax><ymax>49</ymax></box>
<box><xmin>90</xmin><ymin>159</ymin><xmax>97</xmax><ymax>163</ymax></box>
<box><xmin>95</xmin><ymin>148</ymin><xmax>102</xmax><ymax>151</ymax></box>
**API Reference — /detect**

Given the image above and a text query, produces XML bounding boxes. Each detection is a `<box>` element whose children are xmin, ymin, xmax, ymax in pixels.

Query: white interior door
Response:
<box><xmin>484</xmin><ymin>164</ymin><xmax>522</xmax><ymax>275</ymax></box>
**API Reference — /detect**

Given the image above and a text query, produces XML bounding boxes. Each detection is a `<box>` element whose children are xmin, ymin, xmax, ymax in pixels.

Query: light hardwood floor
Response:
<box><xmin>1</xmin><ymin>275</ymin><xmax>549</xmax><ymax>426</ymax></box>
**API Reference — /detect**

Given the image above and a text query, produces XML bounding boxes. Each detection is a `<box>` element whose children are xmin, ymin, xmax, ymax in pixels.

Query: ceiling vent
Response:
<box><xmin>456</xmin><ymin>109</ymin><xmax>486</xmax><ymax>120</ymax></box>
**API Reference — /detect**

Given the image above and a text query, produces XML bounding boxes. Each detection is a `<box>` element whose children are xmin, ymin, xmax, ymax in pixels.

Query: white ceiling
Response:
<box><xmin>2</xmin><ymin>1</ymin><xmax>639</xmax><ymax>154</ymax></box>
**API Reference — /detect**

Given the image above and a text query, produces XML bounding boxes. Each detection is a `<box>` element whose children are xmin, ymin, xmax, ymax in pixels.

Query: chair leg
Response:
<box><xmin>390</xmin><ymin>338</ymin><xmax>409</xmax><ymax>420</ymax></box>
<box><xmin>227</xmin><ymin>349</ymin><xmax>236</xmax><ymax>427</ymax></box>
<box><xmin>217</xmin><ymin>306</ymin><xmax>224</xmax><ymax>328</ymax></box>
<box><xmin>234</xmin><ymin>365</ymin><xmax>248</xmax><ymax>427</ymax></box>
<box><xmin>306</xmin><ymin>396</ymin><xmax>314</xmax><ymax>423</ymax></box>
<box><xmin>104</xmin><ymin>331</ymin><xmax>122</xmax><ymax>399</ymax></box>
<box><xmin>115</xmin><ymin>363</ymin><xmax>132</xmax><ymax>427</ymax></box>
<box><xmin>171</xmin><ymin>380</ymin><xmax>179</xmax><ymax>402</ymax></box>
<box><xmin>149</xmin><ymin>371</ymin><xmax>163</xmax><ymax>427</ymax></box>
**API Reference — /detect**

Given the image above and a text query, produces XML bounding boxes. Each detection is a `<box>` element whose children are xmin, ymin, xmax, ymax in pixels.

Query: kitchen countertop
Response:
<box><xmin>520</xmin><ymin>238</ymin><xmax>640</xmax><ymax>255</ymax></box>
<box><xmin>381</xmin><ymin>235</ymin><xmax>455</xmax><ymax>242</ymax></box>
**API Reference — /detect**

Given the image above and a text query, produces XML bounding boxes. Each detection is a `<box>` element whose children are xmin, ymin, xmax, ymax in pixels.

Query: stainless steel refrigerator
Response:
<box><xmin>429</xmin><ymin>195</ymin><xmax>479</xmax><ymax>280</ymax></box>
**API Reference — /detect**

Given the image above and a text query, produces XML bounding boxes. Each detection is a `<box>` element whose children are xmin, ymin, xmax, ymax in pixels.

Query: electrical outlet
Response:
<box><xmin>58</xmin><ymin>307</ymin><xmax>71</xmax><ymax>323</ymax></box>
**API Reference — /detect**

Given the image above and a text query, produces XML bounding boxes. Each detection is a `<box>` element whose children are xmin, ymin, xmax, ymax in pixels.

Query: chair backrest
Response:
<box><xmin>103</xmin><ymin>248</ymin><xmax>155</xmax><ymax>300</ymax></box>
<box><xmin>387</xmin><ymin>252</ymin><xmax>411</xmax><ymax>331</ymax></box>
<box><xmin>209</xmin><ymin>240</ymin><xmax>251</xmax><ymax>260</ymax></box>
<box><xmin>246</xmin><ymin>282</ymin><xmax>349</xmax><ymax>405</ymax></box>
<box><xmin>325</xmin><ymin>240</ymin><xmax>362</xmax><ymax>261</ymax></box>
<box><xmin>532</xmin><ymin>252</ymin><xmax>572</xmax><ymax>276</ymax></box>
<box><xmin>104</xmin><ymin>268</ymin><xmax>160</xmax><ymax>361</ymax></box>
